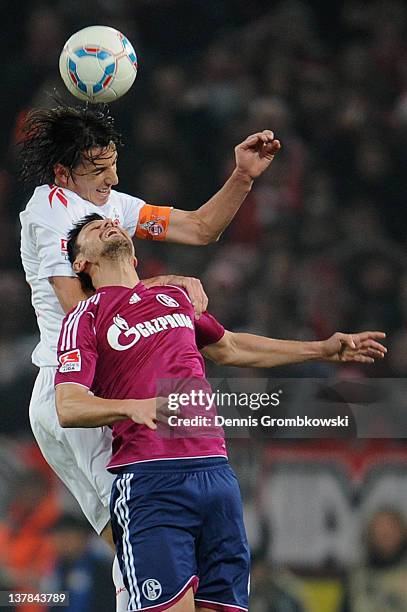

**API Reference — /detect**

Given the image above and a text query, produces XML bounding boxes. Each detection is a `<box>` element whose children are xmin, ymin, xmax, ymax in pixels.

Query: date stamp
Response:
<box><xmin>0</xmin><ymin>592</ymin><xmax>69</xmax><ymax>606</ymax></box>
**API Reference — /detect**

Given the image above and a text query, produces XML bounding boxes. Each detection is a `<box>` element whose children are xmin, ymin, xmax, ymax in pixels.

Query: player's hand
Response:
<box><xmin>171</xmin><ymin>276</ymin><xmax>208</xmax><ymax>319</ymax></box>
<box><xmin>141</xmin><ymin>275</ymin><xmax>171</xmax><ymax>289</ymax></box>
<box><xmin>321</xmin><ymin>332</ymin><xmax>387</xmax><ymax>363</ymax></box>
<box><xmin>234</xmin><ymin>130</ymin><xmax>281</xmax><ymax>180</ymax></box>
<box><xmin>142</xmin><ymin>274</ymin><xmax>208</xmax><ymax>319</ymax></box>
<box><xmin>127</xmin><ymin>397</ymin><xmax>170</xmax><ymax>430</ymax></box>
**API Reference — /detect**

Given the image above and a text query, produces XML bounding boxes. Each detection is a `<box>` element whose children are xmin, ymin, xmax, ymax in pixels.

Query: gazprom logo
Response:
<box><xmin>107</xmin><ymin>312</ymin><xmax>194</xmax><ymax>351</ymax></box>
<box><xmin>107</xmin><ymin>315</ymin><xmax>139</xmax><ymax>351</ymax></box>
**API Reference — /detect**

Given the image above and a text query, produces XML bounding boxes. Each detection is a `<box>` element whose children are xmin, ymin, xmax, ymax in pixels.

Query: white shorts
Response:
<box><xmin>29</xmin><ymin>366</ymin><xmax>114</xmax><ymax>534</ymax></box>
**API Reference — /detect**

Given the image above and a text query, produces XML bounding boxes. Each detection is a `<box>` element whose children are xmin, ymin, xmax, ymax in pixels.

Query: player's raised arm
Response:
<box><xmin>201</xmin><ymin>330</ymin><xmax>387</xmax><ymax>368</ymax></box>
<box><xmin>162</xmin><ymin>131</ymin><xmax>281</xmax><ymax>245</ymax></box>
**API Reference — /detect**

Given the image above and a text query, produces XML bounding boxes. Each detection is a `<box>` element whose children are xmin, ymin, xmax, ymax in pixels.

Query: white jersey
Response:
<box><xmin>20</xmin><ymin>184</ymin><xmax>145</xmax><ymax>367</ymax></box>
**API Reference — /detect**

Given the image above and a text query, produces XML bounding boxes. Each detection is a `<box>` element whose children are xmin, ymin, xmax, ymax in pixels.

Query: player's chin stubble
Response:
<box><xmin>101</xmin><ymin>237</ymin><xmax>133</xmax><ymax>261</ymax></box>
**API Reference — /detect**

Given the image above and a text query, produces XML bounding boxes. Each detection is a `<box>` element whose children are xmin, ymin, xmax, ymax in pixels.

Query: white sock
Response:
<box><xmin>113</xmin><ymin>555</ymin><xmax>129</xmax><ymax>612</ymax></box>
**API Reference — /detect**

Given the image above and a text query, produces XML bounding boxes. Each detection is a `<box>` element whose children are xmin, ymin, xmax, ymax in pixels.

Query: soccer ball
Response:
<box><xmin>59</xmin><ymin>25</ymin><xmax>138</xmax><ymax>103</ymax></box>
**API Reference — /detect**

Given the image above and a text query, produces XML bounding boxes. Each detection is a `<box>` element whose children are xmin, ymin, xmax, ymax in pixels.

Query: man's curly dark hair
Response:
<box><xmin>18</xmin><ymin>103</ymin><xmax>122</xmax><ymax>188</ymax></box>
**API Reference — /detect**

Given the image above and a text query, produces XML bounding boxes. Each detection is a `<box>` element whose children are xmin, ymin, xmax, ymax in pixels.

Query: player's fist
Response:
<box><xmin>234</xmin><ymin>130</ymin><xmax>281</xmax><ymax>180</ymax></box>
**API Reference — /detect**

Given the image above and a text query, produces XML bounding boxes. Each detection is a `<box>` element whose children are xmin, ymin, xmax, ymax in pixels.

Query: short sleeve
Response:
<box><xmin>195</xmin><ymin>312</ymin><xmax>225</xmax><ymax>350</ymax></box>
<box><xmin>35</xmin><ymin>222</ymin><xmax>77</xmax><ymax>280</ymax></box>
<box><xmin>119</xmin><ymin>193</ymin><xmax>146</xmax><ymax>237</ymax></box>
<box><xmin>135</xmin><ymin>204</ymin><xmax>173</xmax><ymax>241</ymax></box>
<box><xmin>55</xmin><ymin>302</ymin><xmax>98</xmax><ymax>389</ymax></box>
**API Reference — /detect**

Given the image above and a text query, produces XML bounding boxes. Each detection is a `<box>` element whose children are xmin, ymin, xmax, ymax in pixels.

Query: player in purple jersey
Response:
<box><xmin>54</xmin><ymin>214</ymin><xmax>386</xmax><ymax>612</ymax></box>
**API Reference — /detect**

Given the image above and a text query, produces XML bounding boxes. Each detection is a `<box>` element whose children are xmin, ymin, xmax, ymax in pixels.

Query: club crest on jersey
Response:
<box><xmin>59</xmin><ymin>349</ymin><xmax>81</xmax><ymax>372</ymax></box>
<box><xmin>107</xmin><ymin>312</ymin><xmax>193</xmax><ymax>351</ymax></box>
<box><xmin>156</xmin><ymin>294</ymin><xmax>179</xmax><ymax>308</ymax></box>
<box><xmin>111</xmin><ymin>207</ymin><xmax>121</xmax><ymax>225</ymax></box>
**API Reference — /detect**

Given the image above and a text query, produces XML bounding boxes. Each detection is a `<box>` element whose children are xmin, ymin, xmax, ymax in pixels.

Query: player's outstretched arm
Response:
<box><xmin>202</xmin><ymin>330</ymin><xmax>387</xmax><ymax>368</ymax></box>
<box><xmin>56</xmin><ymin>383</ymin><xmax>160</xmax><ymax>429</ymax></box>
<box><xmin>165</xmin><ymin>131</ymin><xmax>281</xmax><ymax>245</ymax></box>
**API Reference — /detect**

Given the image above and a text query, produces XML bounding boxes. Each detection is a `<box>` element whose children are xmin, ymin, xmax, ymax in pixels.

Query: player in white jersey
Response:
<box><xmin>19</xmin><ymin>103</ymin><xmax>281</xmax><ymax>610</ymax></box>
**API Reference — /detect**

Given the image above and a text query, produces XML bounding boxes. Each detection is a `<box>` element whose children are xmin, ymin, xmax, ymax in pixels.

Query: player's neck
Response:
<box><xmin>92</xmin><ymin>260</ymin><xmax>140</xmax><ymax>290</ymax></box>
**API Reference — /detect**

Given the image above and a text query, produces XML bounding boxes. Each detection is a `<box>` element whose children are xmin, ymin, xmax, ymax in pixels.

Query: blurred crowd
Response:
<box><xmin>249</xmin><ymin>506</ymin><xmax>407</xmax><ymax>612</ymax></box>
<box><xmin>0</xmin><ymin>1</ymin><xmax>407</xmax><ymax>610</ymax></box>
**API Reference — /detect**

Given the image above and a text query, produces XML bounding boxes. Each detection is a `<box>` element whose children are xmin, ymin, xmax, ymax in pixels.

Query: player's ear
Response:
<box><xmin>133</xmin><ymin>256</ymin><xmax>138</xmax><ymax>268</ymax></box>
<box><xmin>54</xmin><ymin>163</ymin><xmax>70</xmax><ymax>186</ymax></box>
<box><xmin>73</xmin><ymin>256</ymin><xmax>87</xmax><ymax>274</ymax></box>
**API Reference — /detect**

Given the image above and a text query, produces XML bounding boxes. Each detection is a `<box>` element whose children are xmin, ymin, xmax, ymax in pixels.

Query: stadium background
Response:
<box><xmin>0</xmin><ymin>1</ymin><xmax>406</xmax><ymax>610</ymax></box>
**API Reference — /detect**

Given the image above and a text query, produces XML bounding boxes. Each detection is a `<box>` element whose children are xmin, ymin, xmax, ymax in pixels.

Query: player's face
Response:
<box><xmin>68</xmin><ymin>144</ymin><xmax>119</xmax><ymax>206</ymax></box>
<box><xmin>76</xmin><ymin>218</ymin><xmax>135</xmax><ymax>265</ymax></box>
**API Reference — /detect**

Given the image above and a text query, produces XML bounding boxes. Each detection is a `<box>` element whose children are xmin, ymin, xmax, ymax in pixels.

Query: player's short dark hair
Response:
<box><xmin>67</xmin><ymin>213</ymin><xmax>104</xmax><ymax>291</ymax></box>
<box><xmin>18</xmin><ymin>102</ymin><xmax>122</xmax><ymax>187</ymax></box>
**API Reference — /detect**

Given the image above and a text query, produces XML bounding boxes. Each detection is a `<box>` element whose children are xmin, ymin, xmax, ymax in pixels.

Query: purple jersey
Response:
<box><xmin>55</xmin><ymin>283</ymin><xmax>227</xmax><ymax>469</ymax></box>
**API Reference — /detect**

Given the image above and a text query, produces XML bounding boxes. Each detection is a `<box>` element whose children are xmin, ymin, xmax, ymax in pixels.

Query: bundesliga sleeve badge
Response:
<box><xmin>59</xmin><ymin>349</ymin><xmax>82</xmax><ymax>372</ymax></box>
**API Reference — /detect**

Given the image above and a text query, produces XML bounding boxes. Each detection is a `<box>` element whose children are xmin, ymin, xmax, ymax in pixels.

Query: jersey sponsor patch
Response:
<box><xmin>107</xmin><ymin>312</ymin><xmax>193</xmax><ymax>351</ymax></box>
<box><xmin>59</xmin><ymin>348</ymin><xmax>81</xmax><ymax>372</ymax></box>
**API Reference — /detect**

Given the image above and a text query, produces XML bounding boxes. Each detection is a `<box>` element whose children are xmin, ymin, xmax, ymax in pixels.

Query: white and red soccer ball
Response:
<box><xmin>59</xmin><ymin>25</ymin><xmax>138</xmax><ymax>103</ymax></box>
